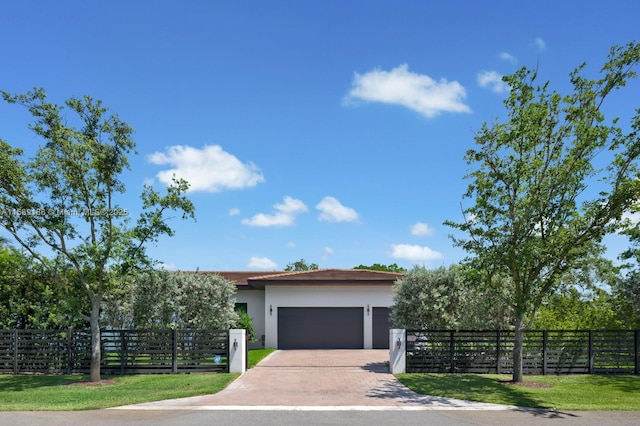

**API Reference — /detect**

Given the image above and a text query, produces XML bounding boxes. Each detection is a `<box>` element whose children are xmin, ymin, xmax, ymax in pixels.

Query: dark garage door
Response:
<box><xmin>278</xmin><ymin>307</ymin><xmax>364</xmax><ymax>349</ymax></box>
<box><xmin>372</xmin><ymin>307</ymin><xmax>391</xmax><ymax>349</ymax></box>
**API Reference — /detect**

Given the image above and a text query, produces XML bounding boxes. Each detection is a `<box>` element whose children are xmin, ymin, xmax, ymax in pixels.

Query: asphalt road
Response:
<box><xmin>2</xmin><ymin>409</ymin><xmax>640</xmax><ymax>426</ymax></box>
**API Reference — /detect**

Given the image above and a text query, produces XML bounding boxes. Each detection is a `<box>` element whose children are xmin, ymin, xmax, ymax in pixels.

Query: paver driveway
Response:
<box><xmin>123</xmin><ymin>350</ymin><xmax>511</xmax><ymax>409</ymax></box>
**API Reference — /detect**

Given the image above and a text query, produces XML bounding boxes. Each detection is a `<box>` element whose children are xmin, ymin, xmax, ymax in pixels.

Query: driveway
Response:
<box><xmin>117</xmin><ymin>350</ymin><xmax>511</xmax><ymax>409</ymax></box>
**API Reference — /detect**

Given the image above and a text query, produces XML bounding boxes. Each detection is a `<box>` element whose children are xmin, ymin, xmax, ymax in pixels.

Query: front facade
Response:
<box><xmin>214</xmin><ymin>269</ymin><xmax>403</xmax><ymax>350</ymax></box>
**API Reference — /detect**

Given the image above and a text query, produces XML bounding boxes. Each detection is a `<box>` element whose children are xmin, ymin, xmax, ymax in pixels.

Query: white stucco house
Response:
<box><xmin>210</xmin><ymin>269</ymin><xmax>404</xmax><ymax>350</ymax></box>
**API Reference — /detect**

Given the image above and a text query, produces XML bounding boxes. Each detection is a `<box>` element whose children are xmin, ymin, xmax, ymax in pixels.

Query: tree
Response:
<box><xmin>284</xmin><ymin>258</ymin><xmax>318</xmax><ymax>271</ymax></box>
<box><xmin>532</xmin><ymin>287</ymin><xmax>625</xmax><ymax>330</ymax></box>
<box><xmin>611</xmin><ymin>270</ymin><xmax>640</xmax><ymax>328</ymax></box>
<box><xmin>102</xmin><ymin>270</ymin><xmax>240</xmax><ymax>330</ymax></box>
<box><xmin>445</xmin><ymin>42</ymin><xmax>640</xmax><ymax>382</ymax></box>
<box><xmin>354</xmin><ymin>263</ymin><xmax>407</xmax><ymax>273</ymax></box>
<box><xmin>391</xmin><ymin>266</ymin><xmax>466</xmax><ymax>329</ymax></box>
<box><xmin>0</xmin><ymin>89</ymin><xmax>195</xmax><ymax>381</ymax></box>
<box><xmin>0</xmin><ymin>246</ymin><xmax>87</xmax><ymax>329</ymax></box>
<box><xmin>390</xmin><ymin>265</ymin><xmax>512</xmax><ymax>330</ymax></box>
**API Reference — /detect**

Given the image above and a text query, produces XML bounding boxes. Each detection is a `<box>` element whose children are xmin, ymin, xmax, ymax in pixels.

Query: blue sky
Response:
<box><xmin>1</xmin><ymin>1</ymin><xmax>639</xmax><ymax>271</ymax></box>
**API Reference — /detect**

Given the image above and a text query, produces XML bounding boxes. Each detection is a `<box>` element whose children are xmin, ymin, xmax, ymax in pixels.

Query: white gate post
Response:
<box><xmin>389</xmin><ymin>328</ymin><xmax>406</xmax><ymax>374</ymax></box>
<box><xmin>228</xmin><ymin>329</ymin><xmax>246</xmax><ymax>373</ymax></box>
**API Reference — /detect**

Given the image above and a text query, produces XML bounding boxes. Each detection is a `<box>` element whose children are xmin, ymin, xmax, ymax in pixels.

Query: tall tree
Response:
<box><xmin>445</xmin><ymin>42</ymin><xmax>640</xmax><ymax>382</ymax></box>
<box><xmin>0</xmin><ymin>88</ymin><xmax>195</xmax><ymax>381</ymax></box>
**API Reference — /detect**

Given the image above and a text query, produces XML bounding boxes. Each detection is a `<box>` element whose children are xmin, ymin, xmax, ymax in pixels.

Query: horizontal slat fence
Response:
<box><xmin>406</xmin><ymin>329</ymin><xmax>640</xmax><ymax>375</ymax></box>
<box><xmin>0</xmin><ymin>329</ymin><xmax>229</xmax><ymax>375</ymax></box>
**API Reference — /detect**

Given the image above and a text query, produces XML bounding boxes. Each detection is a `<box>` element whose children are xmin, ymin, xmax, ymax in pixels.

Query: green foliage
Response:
<box><xmin>390</xmin><ymin>265</ymin><xmax>512</xmax><ymax>330</ymax></box>
<box><xmin>532</xmin><ymin>287</ymin><xmax>626</xmax><ymax>329</ymax></box>
<box><xmin>102</xmin><ymin>270</ymin><xmax>239</xmax><ymax>330</ymax></box>
<box><xmin>444</xmin><ymin>42</ymin><xmax>640</xmax><ymax>380</ymax></box>
<box><xmin>610</xmin><ymin>270</ymin><xmax>640</xmax><ymax>328</ymax></box>
<box><xmin>284</xmin><ymin>258</ymin><xmax>318</xmax><ymax>271</ymax></box>
<box><xmin>0</xmin><ymin>248</ymin><xmax>87</xmax><ymax>329</ymax></box>
<box><xmin>354</xmin><ymin>263</ymin><xmax>407</xmax><ymax>273</ymax></box>
<box><xmin>391</xmin><ymin>266</ymin><xmax>464</xmax><ymax>329</ymax></box>
<box><xmin>236</xmin><ymin>311</ymin><xmax>255</xmax><ymax>341</ymax></box>
<box><xmin>0</xmin><ymin>88</ymin><xmax>195</xmax><ymax>381</ymax></box>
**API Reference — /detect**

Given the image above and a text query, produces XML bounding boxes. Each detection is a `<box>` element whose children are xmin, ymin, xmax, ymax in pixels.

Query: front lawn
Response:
<box><xmin>396</xmin><ymin>373</ymin><xmax>640</xmax><ymax>411</ymax></box>
<box><xmin>0</xmin><ymin>373</ymin><xmax>239</xmax><ymax>411</ymax></box>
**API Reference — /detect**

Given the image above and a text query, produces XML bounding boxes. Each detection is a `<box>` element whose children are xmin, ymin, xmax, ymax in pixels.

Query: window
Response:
<box><xmin>235</xmin><ymin>302</ymin><xmax>248</xmax><ymax>313</ymax></box>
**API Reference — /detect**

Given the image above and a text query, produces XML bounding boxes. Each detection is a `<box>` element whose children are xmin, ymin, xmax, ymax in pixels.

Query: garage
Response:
<box><xmin>372</xmin><ymin>307</ymin><xmax>391</xmax><ymax>349</ymax></box>
<box><xmin>277</xmin><ymin>307</ymin><xmax>364</xmax><ymax>349</ymax></box>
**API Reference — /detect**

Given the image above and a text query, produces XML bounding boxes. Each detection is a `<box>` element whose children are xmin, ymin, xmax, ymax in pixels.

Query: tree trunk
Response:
<box><xmin>513</xmin><ymin>315</ymin><xmax>525</xmax><ymax>382</ymax></box>
<box><xmin>89</xmin><ymin>297</ymin><xmax>101</xmax><ymax>382</ymax></box>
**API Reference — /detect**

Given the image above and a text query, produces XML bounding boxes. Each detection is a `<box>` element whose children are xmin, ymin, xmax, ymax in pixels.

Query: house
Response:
<box><xmin>212</xmin><ymin>269</ymin><xmax>404</xmax><ymax>350</ymax></box>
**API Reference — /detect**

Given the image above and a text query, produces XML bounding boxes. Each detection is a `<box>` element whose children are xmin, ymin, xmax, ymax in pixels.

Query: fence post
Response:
<box><xmin>542</xmin><ymin>330</ymin><xmax>548</xmax><ymax>375</ymax></box>
<box><xmin>635</xmin><ymin>329</ymin><xmax>639</xmax><ymax>376</ymax></box>
<box><xmin>67</xmin><ymin>328</ymin><xmax>73</xmax><ymax>374</ymax></box>
<box><xmin>389</xmin><ymin>329</ymin><xmax>406</xmax><ymax>374</ymax></box>
<box><xmin>12</xmin><ymin>330</ymin><xmax>18</xmax><ymax>374</ymax></box>
<box><xmin>496</xmin><ymin>330</ymin><xmax>501</xmax><ymax>374</ymax></box>
<box><xmin>228</xmin><ymin>329</ymin><xmax>246</xmax><ymax>373</ymax></box>
<box><xmin>120</xmin><ymin>330</ymin><xmax>126</xmax><ymax>375</ymax></box>
<box><xmin>172</xmin><ymin>329</ymin><xmax>178</xmax><ymax>374</ymax></box>
<box><xmin>449</xmin><ymin>331</ymin><xmax>455</xmax><ymax>373</ymax></box>
<box><xmin>588</xmin><ymin>330</ymin><xmax>594</xmax><ymax>374</ymax></box>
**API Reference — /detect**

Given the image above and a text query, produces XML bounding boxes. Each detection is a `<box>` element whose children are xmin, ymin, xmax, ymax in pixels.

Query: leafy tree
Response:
<box><xmin>611</xmin><ymin>270</ymin><xmax>640</xmax><ymax>328</ymax></box>
<box><xmin>0</xmin><ymin>89</ymin><xmax>194</xmax><ymax>381</ymax></box>
<box><xmin>0</xmin><ymin>247</ymin><xmax>87</xmax><ymax>329</ymax></box>
<box><xmin>172</xmin><ymin>272</ymin><xmax>239</xmax><ymax>329</ymax></box>
<box><xmin>445</xmin><ymin>42</ymin><xmax>640</xmax><ymax>381</ymax></box>
<box><xmin>532</xmin><ymin>287</ymin><xmax>625</xmax><ymax>330</ymax></box>
<box><xmin>390</xmin><ymin>265</ymin><xmax>512</xmax><ymax>330</ymax></box>
<box><xmin>391</xmin><ymin>266</ymin><xmax>466</xmax><ymax>329</ymax></box>
<box><xmin>284</xmin><ymin>258</ymin><xmax>318</xmax><ymax>271</ymax></box>
<box><xmin>102</xmin><ymin>270</ymin><xmax>239</xmax><ymax>330</ymax></box>
<box><xmin>354</xmin><ymin>263</ymin><xmax>407</xmax><ymax>273</ymax></box>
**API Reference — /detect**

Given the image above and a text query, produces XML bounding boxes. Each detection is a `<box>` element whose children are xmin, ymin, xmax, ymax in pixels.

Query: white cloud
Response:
<box><xmin>286</xmin><ymin>241</ymin><xmax>296</xmax><ymax>248</ymax></box>
<box><xmin>147</xmin><ymin>144</ymin><xmax>265</xmax><ymax>192</ymax></box>
<box><xmin>345</xmin><ymin>64</ymin><xmax>471</xmax><ymax>118</ymax></box>
<box><xmin>534</xmin><ymin>37</ymin><xmax>547</xmax><ymax>52</ymax></box>
<box><xmin>242</xmin><ymin>196</ymin><xmax>308</xmax><ymax>227</ymax></box>
<box><xmin>322</xmin><ymin>246</ymin><xmax>334</xmax><ymax>260</ymax></box>
<box><xmin>247</xmin><ymin>256</ymin><xmax>278</xmax><ymax>269</ymax></box>
<box><xmin>477</xmin><ymin>70</ymin><xmax>509</xmax><ymax>94</ymax></box>
<box><xmin>156</xmin><ymin>262</ymin><xmax>177</xmax><ymax>270</ymax></box>
<box><xmin>411</xmin><ymin>222</ymin><xmax>435</xmax><ymax>236</ymax></box>
<box><xmin>387</xmin><ymin>244</ymin><xmax>444</xmax><ymax>262</ymax></box>
<box><xmin>499</xmin><ymin>52</ymin><xmax>517</xmax><ymax>64</ymax></box>
<box><xmin>228</xmin><ymin>208</ymin><xmax>240</xmax><ymax>216</ymax></box>
<box><xmin>316</xmin><ymin>196</ymin><xmax>359</xmax><ymax>222</ymax></box>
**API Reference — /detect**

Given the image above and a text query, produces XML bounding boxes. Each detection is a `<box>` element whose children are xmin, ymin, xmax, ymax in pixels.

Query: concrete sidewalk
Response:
<box><xmin>113</xmin><ymin>350</ymin><xmax>517</xmax><ymax>411</ymax></box>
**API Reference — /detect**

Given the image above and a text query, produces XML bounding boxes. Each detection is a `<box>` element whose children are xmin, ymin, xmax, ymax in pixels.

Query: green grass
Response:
<box><xmin>0</xmin><ymin>348</ymin><xmax>274</xmax><ymax>411</ymax></box>
<box><xmin>248</xmin><ymin>348</ymin><xmax>275</xmax><ymax>368</ymax></box>
<box><xmin>0</xmin><ymin>373</ymin><xmax>239</xmax><ymax>411</ymax></box>
<box><xmin>396</xmin><ymin>373</ymin><xmax>640</xmax><ymax>411</ymax></box>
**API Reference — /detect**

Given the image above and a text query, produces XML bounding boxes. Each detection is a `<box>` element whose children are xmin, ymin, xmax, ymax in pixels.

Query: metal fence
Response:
<box><xmin>0</xmin><ymin>329</ymin><xmax>229</xmax><ymax>374</ymax></box>
<box><xmin>406</xmin><ymin>329</ymin><xmax>640</xmax><ymax>375</ymax></box>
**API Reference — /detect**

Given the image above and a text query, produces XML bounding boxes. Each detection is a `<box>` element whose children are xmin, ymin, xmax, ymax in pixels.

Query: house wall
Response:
<box><xmin>264</xmin><ymin>285</ymin><xmax>393</xmax><ymax>349</ymax></box>
<box><xmin>234</xmin><ymin>289</ymin><xmax>266</xmax><ymax>348</ymax></box>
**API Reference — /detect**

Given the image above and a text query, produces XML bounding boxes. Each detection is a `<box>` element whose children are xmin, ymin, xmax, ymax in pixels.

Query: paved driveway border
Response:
<box><xmin>113</xmin><ymin>350</ymin><xmax>521</xmax><ymax>411</ymax></box>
